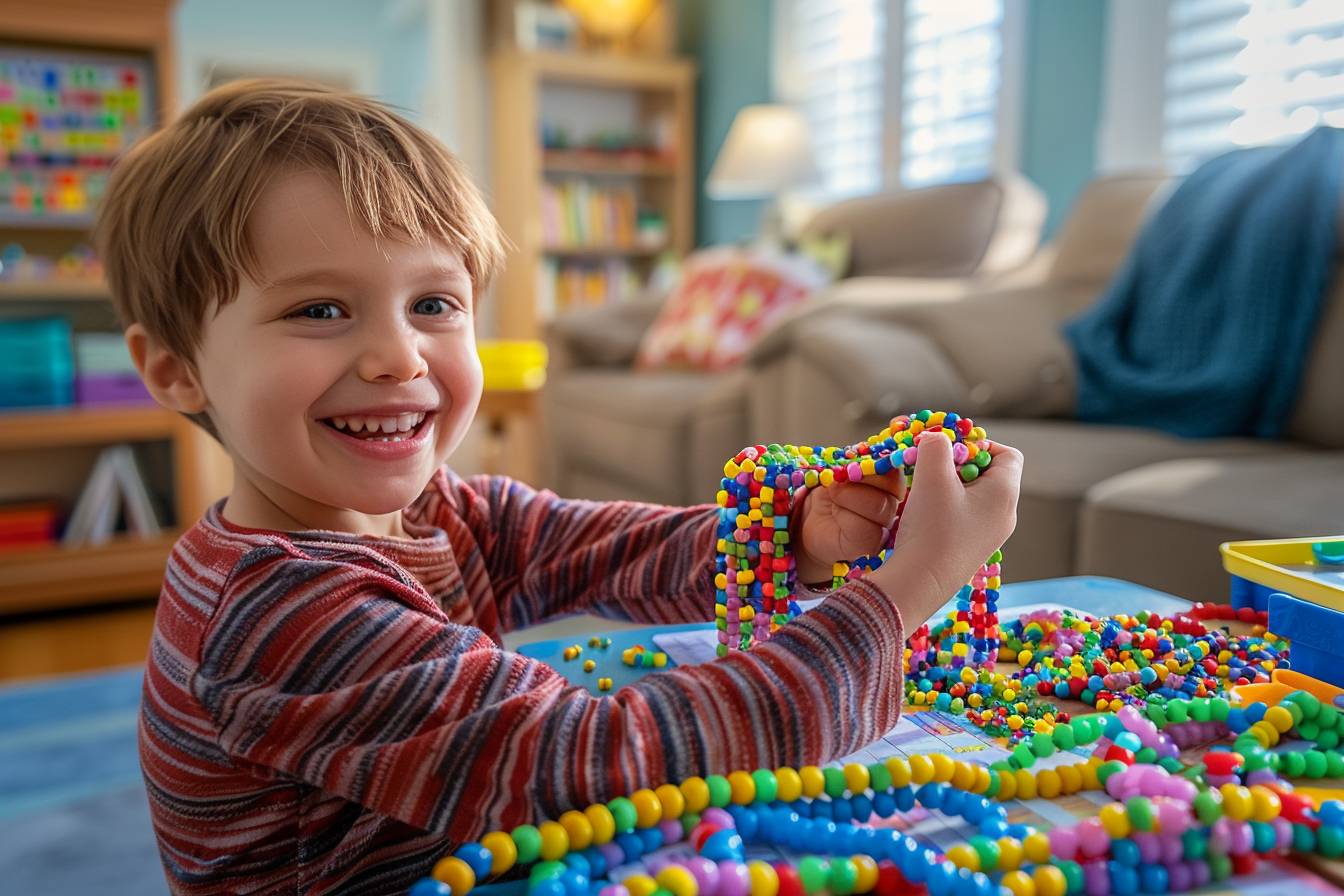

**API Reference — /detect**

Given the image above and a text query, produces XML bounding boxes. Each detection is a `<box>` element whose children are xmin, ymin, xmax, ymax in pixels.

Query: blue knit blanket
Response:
<box><xmin>1063</xmin><ymin>127</ymin><xmax>1344</xmax><ymax>438</ymax></box>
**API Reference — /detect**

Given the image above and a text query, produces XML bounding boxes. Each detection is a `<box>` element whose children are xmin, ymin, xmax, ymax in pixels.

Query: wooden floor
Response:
<box><xmin>0</xmin><ymin>599</ymin><xmax>157</xmax><ymax>683</ymax></box>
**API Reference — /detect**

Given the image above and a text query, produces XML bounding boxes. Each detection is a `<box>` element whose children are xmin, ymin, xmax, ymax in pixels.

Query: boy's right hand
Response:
<box><xmin>869</xmin><ymin>431</ymin><xmax>1023</xmax><ymax>624</ymax></box>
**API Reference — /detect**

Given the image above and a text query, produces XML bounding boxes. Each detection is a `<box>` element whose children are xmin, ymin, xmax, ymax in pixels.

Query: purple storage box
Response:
<box><xmin>75</xmin><ymin>372</ymin><xmax>153</xmax><ymax>405</ymax></box>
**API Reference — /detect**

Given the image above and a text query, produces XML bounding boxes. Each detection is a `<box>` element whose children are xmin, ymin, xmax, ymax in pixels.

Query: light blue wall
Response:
<box><xmin>678</xmin><ymin>0</ymin><xmax>773</xmax><ymax>246</ymax></box>
<box><xmin>1018</xmin><ymin>0</ymin><xmax>1109</xmax><ymax>237</ymax></box>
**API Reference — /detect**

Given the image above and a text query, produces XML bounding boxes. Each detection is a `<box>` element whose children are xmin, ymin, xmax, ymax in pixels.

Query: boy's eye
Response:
<box><xmin>289</xmin><ymin>302</ymin><xmax>345</xmax><ymax>320</ymax></box>
<box><xmin>413</xmin><ymin>296</ymin><xmax>462</xmax><ymax>316</ymax></box>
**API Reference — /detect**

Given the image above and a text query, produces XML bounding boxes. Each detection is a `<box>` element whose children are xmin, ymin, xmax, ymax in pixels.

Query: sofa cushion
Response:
<box><xmin>1078</xmin><ymin>451</ymin><xmax>1344</xmax><ymax>602</ymax></box>
<box><xmin>1046</xmin><ymin>174</ymin><xmax>1169</xmax><ymax>305</ymax></box>
<box><xmin>979</xmin><ymin>419</ymin><xmax>1279</xmax><ymax>583</ymax></box>
<box><xmin>1286</xmin><ymin>271</ymin><xmax>1344</xmax><ymax>448</ymax></box>
<box><xmin>544</xmin><ymin>368</ymin><xmax>748</xmax><ymax>504</ymax></box>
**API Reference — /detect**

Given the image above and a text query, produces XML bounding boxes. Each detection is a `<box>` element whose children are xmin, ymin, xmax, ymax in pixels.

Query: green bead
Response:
<box><xmin>1134</xmin><ymin>746</ymin><xmax>1158</xmax><ymax>765</ymax></box>
<box><xmin>1030</xmin><ymin>732</ymin><xmax>1055</xmax><ymax>758</ymax></box>
<box><xmin>1126</xmin><ymin>796</ymin><xmax>1155</xmax><ymax>832</ymax></box>
<box><xmin>1193</xmin><ymin>790</ymin><xmax>1222</xmax><ymax>825</ymax></box>
<box><xmin>798</xmin><ymin>856</ymin><xmax>830</xmax><ymax>894</ymax></box>
<box><xmin>609</xmin><ymin>796</ymin><xmax>638</xmax><ymax>833</ymax></box>
<box><xmin>827</xmin><ymin>858</ymin><xmax>857</xmax><ymax>895</ymax></box>
<box><xmin>823</xmin><ymin>766</ymin><xmax>847</xmax><ymax>799</ymax></box>
<box><xmin>705</xmin><ymin>776</ymin><xmax>732</xmax><ymax>808</ymax></box>
<box><xmin>1327</xmin><ymin>751</ymin><xmax>1344</xmax><ymax>778</ymax></box>
<box><xmin>1319</xmin><ymin>729</ymin><xmax>1340</xmax><ymax>751</ymax></box>
<box><xmin>1291</xmin><ymin>691</ymin><xmax>1322</xmax><ymax>720</ymax></box>
<box><xmin>1147</xmin><ymin>705</ymin><xmax>1168</xmax><ymax>727</ymax></box>
<box><xmin>969</xmin><ymin>835</ymin><xmax>1000</xmax><ymax>871</ymax></box>
<box><xmin>1158</xmin><ymin>755</ymin><xmax>1185</xmax><ymax>774</ymax></box>
<box><xmin>1209</xmin><ymin>697</ymin><xmax>1231</xmax><ymax>722</ymax></box>
<box><xmin>959</xmin><ymin>463</ymin><xmax>980</xmax><ymax>482</ymax></box>
<box><xmin>1057</xmin><ymin>859</ymin><xmax>1085</xmax><ymax>895</ymax></box>
<box><xmin>1300</xmin><ymin>721</ymin><xmax>1321</xmax><ymax>742</ymax></box>
<box><xmin>681</xmin><ymin>812</ymin><xmax>701</xmax><ymax>834</ymax></box>
<box><xmin>1294</xmin><ymin>823</ymin><xmax>1318</xmax><ymax>852</ymax></box>
<box><xmin>1209</xmin><ymin>852</ymin><xmax>1233</xmax><ymax>881</ymax></box>
<box><xmin>1167</xmin><ymin>700</ymin><xmax>1189</xmax><ymax>723</ymax></box>
<box><xmin>1052</xmin><ymin>724</ymin><xmax>1076</xmax><ymax>751</ymax></box>
<box><xmin>1240</xmin><ymin>745</ymin><xmax>1271</xmax><ymax>771</ymax></box>
<box><xmin>983</xmin><ymin>771</ymin><xmax>1001</xmax><ymax>799</ymax></box>
<box><xmin>1190</xmin><ymin>698</ymin><xmax>1211</xmax><ymax>722</ymax></box>
<box><xmin>1282</xmin><ymin>751</ymin><xmax>1308</xmax><ymax>778</ymax></box>
<box><xmin>1287</xmin><ymin>702</ymin><xmax>1305</xmax><ymax>726</ymax></box>
<box><xmin>1319</xmin><ymin>824</ymin><xmax>1344</xmax><ymax>858</ymax></box>
<box><xmin>1096</xmin><ymin>760</ymin><xmax>1127</xmax><ymax>786</ymax></box>
<box><xmin>1303</xmin><ymin>750</ymin><xmax>1329</xmax><ymax>778</ymax></box>
<box><xmin>511</xmin><ymin>824</ymin><xmax>543</xmax><ymax>864</ymax></box>
<box><xmin>1318</xmin><ymin>702</ymin><xmax>1339</xmax><ymax>730</ymax></box>
<box><xmin>868</xmin><ymin>763</ymin><xmax>892</xmax><ymax>793</ymax></box>
<box><xmin>530</xmin><ymin>861</ymin><xmax>568</xmax><ymax>883</ymax></box>
<box><xmin>1012</xmin><ymin>742</ymin><xmax>1035</xmax><ymax>769</ymax></box>
<box><xmin>751</xmin><ymin>769</ymin><xmax>778</xmax><ymax>803</ymax></box>
<box><xmin>1251</xmin><ymin>820</ymin><xmax>1277</xmax><ymax>853</ymax></box>
<box><xmin>1181</xmin><ymin>827</ymin><xmax>1207</xmax><ymax>860</ymax></box>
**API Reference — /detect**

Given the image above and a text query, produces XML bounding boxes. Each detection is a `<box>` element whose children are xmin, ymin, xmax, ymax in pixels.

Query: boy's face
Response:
<box><xmin>193</xmin><ymin>169</ymin><xmax>483</xmax><ymax>525</ymax></box>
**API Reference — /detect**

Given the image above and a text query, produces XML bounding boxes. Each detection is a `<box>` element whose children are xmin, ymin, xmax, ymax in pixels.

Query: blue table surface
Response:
<box><xmin>516</xmin><ymin>575</ymin><xmax>1191</xmax><ymax>695</ymax></box>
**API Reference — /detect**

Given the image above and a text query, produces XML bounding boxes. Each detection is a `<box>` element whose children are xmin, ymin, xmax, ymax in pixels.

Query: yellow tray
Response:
<box><xmin>1220</xmin><ymin>536</ymin><xmax>1344</xmax><ymax>611</ymax></box>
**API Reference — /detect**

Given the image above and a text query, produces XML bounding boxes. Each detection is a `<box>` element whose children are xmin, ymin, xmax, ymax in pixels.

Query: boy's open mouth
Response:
<box><xmin>319</xmin><ymin>411</ymin><xmax>432</xmax><ymax>443</ymax></box>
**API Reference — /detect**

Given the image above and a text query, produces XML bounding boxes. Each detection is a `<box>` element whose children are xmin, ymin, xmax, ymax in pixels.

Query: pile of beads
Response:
<box><xmin>713</xmin><ymin>410</ymin><xmax>998</xmax><ymax>655</ymax></box>
<box><xmin>409</xmin><ymin>689</ymin><xmax>1344</xmax><ymax>896</ymax></box>
<box><xmin>622</xmin><ymin>646</ymin><xmax>669</xmax><ymax>669</ymax></box>
<box><xmin>564</xmin><ymin>645</ymin><xmax>584</xmax><ymax>662</ymax></box>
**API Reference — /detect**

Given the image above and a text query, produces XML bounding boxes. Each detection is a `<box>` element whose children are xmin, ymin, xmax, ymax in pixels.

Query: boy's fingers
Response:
<box><xmin>834</xmin><ymin>511</ymin><xmax>885</xmax><ymax>554</ymax></box>
<box><xmin>831</xmin><ymin>483</ymin><xmax>901</xmax><ymax>524</ymax></box>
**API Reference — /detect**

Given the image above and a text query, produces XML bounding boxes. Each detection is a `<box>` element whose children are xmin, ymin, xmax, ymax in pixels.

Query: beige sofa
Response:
<box><xmin>540</xmin><ymin>175</ymin><xmax>1047</xmax><ymax>506</ymax></box>
<box><xmin>748</xmin><ymin>173</ymin><xmax>1344</xmax><ymax>603</ymax></box>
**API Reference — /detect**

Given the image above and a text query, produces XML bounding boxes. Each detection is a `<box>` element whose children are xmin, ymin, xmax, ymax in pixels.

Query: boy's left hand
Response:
<box><xmin>794</xmin><ymin>470</ymin><xmax>907</xmax><ymax>585</ymax></box>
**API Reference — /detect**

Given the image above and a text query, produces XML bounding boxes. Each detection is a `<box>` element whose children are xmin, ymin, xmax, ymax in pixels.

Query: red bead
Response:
<box><xmin>1203</xmin><ymin>752</ymin><xmax>1243</xmax><ymax>776</ymax></box>
<box><xmin>691</xmin><ymin>823</ymin><xmax>721</xmax><ymax>852</ymax></box>
<box><xmin>776</xmin><ymin>863</ymin><xmax>807</xmax><ymax>896</ymax></box>
<box><xmin>1232</xmin><ymin>853</ymin><xmax>1258</xmax><ymax>875</ymax></box>
<box><xmin>1104</xmin><ymin>745</ymin><xmax>1136</xmax><ymax>765</ymax></box>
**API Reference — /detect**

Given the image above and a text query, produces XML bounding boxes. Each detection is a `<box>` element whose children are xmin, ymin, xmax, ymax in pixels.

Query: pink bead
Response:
<box><xmin>1077</xmin><ymin>818</ymin><xmax>1110</xmax><ymax>857</ymax></box>
<box><xmin>1160</xmin><ymin>833</ymin><xmax>1184</xmax><ymax>864</ymax></box>
<box><xmin>701</xmin><ymin>807</ymin><xmax>735</xmax><ymax>829</ymax></box>
<box><xmin>847</xmin><ymin>462</ymin><xmax>862</xmax><ymax>480</ymax></box>
<box><xmin>599</xmin><ymin>887</ymin><xmax>630</xmax><ymax>896</ymax></box>
<box><xmin>1273</xmin><ymin>817</ymin><xmax>1293</xmax><ymax>851</ymax></box>
<box><xmin>1166</xmin><ymin>778</ymin><xmax>1198</xmax><ymax>804</ymax></box>
<box><xmin>1049</xmin><ymin>826</ymin><xmax>1079</xmax><ymax>859</ymax></box>
<box><xmin>685</xmin><ymin>857</ymin><xmax>719</xmax><ymax>896</ymax></box>
<box><xmin>1208</xmin><ymin>818</ymin><xmax>1232</xmax><ymax>853</ymax></box>
<box><xmin>1191</xmin><ymin>860</ymin><xmax>1211</xmax><ymax>888</ymax></box>
<box><xmin>1134</xmin><ymin>832</ymin><xmax>1160</xmax><ymax>863</ymax></box>
<box><xmin>952</xmin><ymin>442</ymin><xmax>969</xmax><ymax>464</ymax></box>
<box><xmin>1168</xmin><ymin>863</ymin><xmax>1192</xmax><ymax>892</ymax></box>
<box><xmin>1157</xmin><ymin>799</ymin><xmax>1189</xmax><ymax>835</ymax></box>
<box><xmin>1230</xmin><ymin>820</ymin><xmax>1253</xmax><ymax>854</ymax></box>
<box><xmin>1083</xmin><ymin>859</ymin><xmax>1110</xmax><ymax>896</ymax></box>
<box><xmin>659</xmin><ymin>819</ymin><xmax>683</xmax><ymax>843</ymax></box>
<box><xmin>716</xmin><ymin>861</ymin><xmax>750</xmax><ymax>896</ymax></box>
<box><xmin>717</xmin><ymin>630</ymin><xmax>728</xmax><ymax>644</ymax></box>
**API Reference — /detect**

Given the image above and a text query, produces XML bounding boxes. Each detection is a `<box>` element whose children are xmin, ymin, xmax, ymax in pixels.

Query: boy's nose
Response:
<box><xmin>356</xmin><ymin>330</ymin><xmax>428</xmax><ymax>383</ymax></box>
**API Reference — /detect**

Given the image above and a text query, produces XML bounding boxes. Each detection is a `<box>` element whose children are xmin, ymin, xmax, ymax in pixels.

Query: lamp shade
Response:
<box><xmin>706</xmin><ymin>104</ymin><xmax>820</xmax><ymax>200</ymax></box>
<box><xmin>560</xmin><ymin>0</ymin><xmax>656</xmax><ymax>39</ymax></box>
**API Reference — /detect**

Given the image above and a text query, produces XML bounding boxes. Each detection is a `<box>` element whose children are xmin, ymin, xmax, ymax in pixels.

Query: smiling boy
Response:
<box><xmin>100</xmin><ymin>81</ymin><xmax>1021</xmax><ymax>895</ymax></box>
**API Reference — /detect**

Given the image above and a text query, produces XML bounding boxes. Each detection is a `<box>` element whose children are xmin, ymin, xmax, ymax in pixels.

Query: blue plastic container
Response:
<box><xmin>0</xmin><ymin>316</ymin><xmax>75</xmax><ymax>409</ymax></box>
<box><xmin>1268</xmin><ymin>591</ymin><xmax>1344</xmax><ymax>688</ymax></box>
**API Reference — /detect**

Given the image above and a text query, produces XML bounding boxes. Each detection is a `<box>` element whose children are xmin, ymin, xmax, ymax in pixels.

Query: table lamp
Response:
<box><xmin>560</xmin><ymin>0</ymin><xmax>657</xmax><ymax>50</ymax></box>
<box><xmin>706</xmin><ymin>103</ymin><xmax>820</xmax><ymax>243</ymax></box>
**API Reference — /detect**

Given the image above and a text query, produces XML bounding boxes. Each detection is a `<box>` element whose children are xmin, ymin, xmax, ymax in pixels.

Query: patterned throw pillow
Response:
<box><xmin>634</xmin><ymin>246</ymin><xmax>833</xmax><ymax>371</ymax></box>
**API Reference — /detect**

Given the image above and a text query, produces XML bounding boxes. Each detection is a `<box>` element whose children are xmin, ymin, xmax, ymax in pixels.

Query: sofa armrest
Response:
<box><xmin>544</xmin><ymin>290</ymin><xmax>667</xmax><ymax>372</ymax></box>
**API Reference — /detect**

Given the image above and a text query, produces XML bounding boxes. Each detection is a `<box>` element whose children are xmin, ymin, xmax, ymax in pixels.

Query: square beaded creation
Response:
<box><xmin>713</xmin><ymin>410</ymin><xmax>1000</xmax><ymax>666</ymax></box>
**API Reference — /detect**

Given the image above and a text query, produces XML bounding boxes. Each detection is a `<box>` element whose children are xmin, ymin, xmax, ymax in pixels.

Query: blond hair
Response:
<box><xmin>96</xmin><ymin>78</ymin><xmax>506</xmax><ymax>366</ymax></box>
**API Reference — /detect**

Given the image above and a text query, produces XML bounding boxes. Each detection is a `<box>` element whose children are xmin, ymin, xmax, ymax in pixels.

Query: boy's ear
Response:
<box><xmin>125</xmin><ymin>323</ymin><xmax>208</xmax><ymax>414</ymax></box>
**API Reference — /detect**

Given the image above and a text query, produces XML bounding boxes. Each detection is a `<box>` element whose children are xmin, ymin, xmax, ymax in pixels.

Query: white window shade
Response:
<box><xmin>900</xmin><ymin>0</ymin><xmax>1005</xmax><ymax>187</ymax></box>
<box><xmin>1165</xmin><ymin>0</ymin><xmax>1344</xmax><ymax>171</ymax></box>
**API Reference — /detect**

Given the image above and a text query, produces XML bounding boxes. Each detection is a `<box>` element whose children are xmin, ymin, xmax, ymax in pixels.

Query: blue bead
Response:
<box><xmin>1226</xmin><ymin>707</ymin><xmax>1248</xmax><ymax>732</ymax></box>
<box><xmin>637</xmin><ymin>825</ymin><xmax>662</xmax><ymax>852</ymax></box>
<box><xmin>1111</xmin><ymin>838</ymin><xmax>1140</xmax><ymax>866</ymax></box>
<box><xmin>925</xmin><ymin>860</ymin><xmax>957</xmax><ymax>893</ymax></box>
<box><xmin>851</xmin><ymin>794</ymin><xmax>873</xmax><ymax>822</ymax></box>
<box><xmin>455</xmin><ymin>844</ymin><xmax>494</xmax><ymax>880</ymax></box>
<box><xmin>873</xmin><ymin>791</ymin><xmax>897</xmax><ymax>817</ymax></box>
<box><xmin>533</xmin><ymin>881</ymin><xmax>567</xmax><ymax>896</ymax></box>
<box><xmin>895</xmin><ymin>786</ymin><xmax>916</xmax><ymax>812</ymax></box>
<box><xmin>978</xmin><ymin>817</ymin><xmax>1009</xmax><ymax>838</ymax></box>
<box><xmin>408</xmin><ymin>880</ymin><xmax>452</xmax><ymax>896</ymax></box>
<box><xmin>701</xmin><ymin>829</ymin><xmax>745</xmax><ymax>862</ymax></box>
<box><xmin>728</xmin><ymin>805</ymin><xmax>759</xmax><ymax>842</ymax></box>
<box><xmin>1109</xmin><ymin>861</ymin><xmax>1139</xmax><ymax>896</ymax></box>
<box><xmin>941</xmin><ymin>788</ymin><xmax>965</xmax><ymax>816</ymax></box>
<box><xmin>832</xmin><ymin>797</ymin><xmax>853</xmax><ymax>823</ymax></box>
<box><xmin>1319</xmin><ymin>802</ymin><xmax>1344</xmax><ymax>826</ymax></box>
<box><xmin>615</xmin><ymin>832</ymin><xmax>643</xmax><ymax>861</ymax></box>
<box><xmin>563</xmin><ymin>853</ymin><xmax>591</xmax><ymax>878</ymax></box>
<box><xmin>560</xmin><ymin>870</ymin><xmax>589</xmax><ymax>896</ymax></box>
<box><xmin>581</xmin><ymin>848</ymin><xmax>607</xmax><ymax>878</ymax></box>
<box><xmin>917</xmin><ymin>782</ymin><xmax>946</xmax><ymax>809</ymax></box>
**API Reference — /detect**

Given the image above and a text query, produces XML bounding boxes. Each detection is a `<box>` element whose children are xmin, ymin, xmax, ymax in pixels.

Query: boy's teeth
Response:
<box><xmin>327</xmin><ymin>411</ymin><xmax>426</xmax><ymax>435</ymax></box>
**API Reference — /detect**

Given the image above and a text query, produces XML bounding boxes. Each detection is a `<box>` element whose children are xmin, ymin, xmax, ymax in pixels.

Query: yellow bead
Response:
<box><xmin>1057</xmin><ymin>763</ymin><xmax>1083</xmax><ymax>795</ymax></box>
<box><xmin>886</xmin><ymin>757</ymin><xmax>912</xmax><ymax>788</ymax></box>
<box><xmin>538</xmin><ymin>820</ymin><xmax>570</xmax><ymax>860</ymax></box>
<box><xmin>748</xmin><ymin>860</ymin><xmax>780</xmax><ymax>896</ymax></box>
<box><xmin>1099</xmin><ymin>803</ymin><xmax>1131</xmax><ymax>838</ymax></box>
<box><xmin>1033</xmin><ymin>865</ymin><xmax>1066</xmax><ymax>896</ymax></box>
<box><xmin>432</xmin><ymin>857</ymin><xmax>476</xmax><ymax>896</ymax></box>
<box><xmin>559</xmin><ymin>810</ymin><xmax>594</xmax><ymax>851</ymax></box>
<box><xmin>800</xmin><ymin>765</ymin><xmax>826</xmax><ymax>798</ymax></box>
<box><xmin>946</xmin><ymin>844</ymin><xmax>980</xmax><ymax>872</ymax></box>
<box><xmin>1014</xmin><ymin>768</ymin><xmax>1037</xmax><ymax>800</ymax></box>
<box><xmin>971</xmin><ymin>765</ymin><xmax>992</xmax><ymax>794</ymax></box>
<box><xmin>630</xmin><ymin>789</ymin><xmax>662</xmax><ymax>828</ymax></box>
<box><xmin>681</xmin><ymin>777</ymin><xmax>711</xmax><ymax>813</ymax></box>
<box><xmin>728</xmin><ymin>770</ymin><xmax>756</xmax><ymax>805</ymax></box>
<box><xmin>1251</xmin><ymin>785</ymin><xmax>1282</xmax><ymax>822</ymax></box>
<box><xmin>909</xmin><ymin>754</ymin><xmax>935</xmax><ymax>785</ymax></box>
<box><xmin>481</xmin><ymin>830</ymin><xmax>518</xmax><ymax>875</ymax></box>
<box><xmin>844</xmin><ymin>763</ymin><xmax>871</xmax><ymax>794</ymax></box>
<box><xmin>655</xmin><ymin>783</ymin><xmax>685</xmax><ymax>821</ymax></box>
<box><xmin>1220</xmin><ymin>783</ymin><xmax>1254</xmax><ymax>820</ymax></box>
<box><xmin>583</xmin><ymin>660</ymin><xmax>596</xmax><ymax>673</ymax></box>
<box><xmin>1035</xmin><ymin>768</ymin><xmax>1061</xmax><ymax>800</ymax></box>
<box><xmin>586</xmin><ymin>804</ymin><xmax>616</xmax><ymax>845</ymax></box>
<box><xmin>626</xmin><ymin>874</ymin><xmax>659</xmax><ymax>896</ymax></box>
<box><xmin>775</xmin><ymin>767</ymin><xmax>803</xmax><ymax>803</ymax></box>
<box><xmin>1080</xmin><ymin>758</ymin><xmax>1102</xmax><ymax>791</ymax></box>
<box><xmin>996</xmin><ymin>836</ymin><xmax>1023</xmax><ymax>871</ymax></box>
<box><xmin>996</xmin><ymin>770</ymin><xmax>1018</xmax><ymax>801</ymax></box>
<box><xmin>1263</xmin><ymin>705</ymin><xmax>1294</xmax><ymax>733</ymax></box>
<box><xmin>657</xmin><ymin>866</ymin><xmax>699</xmax><ymax>896</ymax></box>
<box><xmin>1001</xmin><ymin>870</ymin><xmax>1036</xmax><ymax>896</ymax></box>
<box><xmin>950</xmin><ymin>761</ymin><xmax>976</xmax><ymax>791</ymax></box>
<box><xmin>1022</xmin><ymin>831</ymin><xmax>1051</xmax><ymax>864</ymax></box>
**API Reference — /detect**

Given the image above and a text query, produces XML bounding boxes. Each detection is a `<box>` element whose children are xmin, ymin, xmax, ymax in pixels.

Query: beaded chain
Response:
<box><xmin>713</xmin><ymin>410</ymin><xmax>998</xmax><ymax>655</ymax></box>
<box><xmin>408</xmin><ymin>687</ymin><xmax>1344</xmax><ymax>896</ymax></box>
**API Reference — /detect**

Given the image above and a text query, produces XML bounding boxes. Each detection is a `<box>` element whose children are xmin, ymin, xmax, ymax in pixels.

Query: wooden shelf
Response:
<box><xmin>0</xmin><ymin>404</ymin><xmax>180</xmax><ymax>451</ymax></box>
<box><xmin>543</xmin><ymin>150</ymin><xmax>677</xmax><ymax>177</ymax></box>
<box><xmin>0</xmin><ymin>532</ymin><xmax>178</xmax><ymax>614</ymax></box>
<box><xmin>0</xmin><ymin>279</ymin><xmax>110</xmax><ymax>301</ymax></box>
<box><xmin>542</xmin><ymin>243</ymin><xmax>668</xmax><ymax>257</ymax></box>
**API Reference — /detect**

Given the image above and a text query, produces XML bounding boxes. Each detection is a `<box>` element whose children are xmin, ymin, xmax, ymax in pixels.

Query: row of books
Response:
<box><xmin>539</xmin><ymin>179</ymin><xmax>640</xmax><ymax>247</ymax></box>
<box><xmin>0</xmin><ymin>442</ymin><xmax>163</xmax><ymax>552</ymax></box>
<box><xmin>536</xmin><ymin>257</ymin><xmax>643</xmax><ymax>320</ymax></box>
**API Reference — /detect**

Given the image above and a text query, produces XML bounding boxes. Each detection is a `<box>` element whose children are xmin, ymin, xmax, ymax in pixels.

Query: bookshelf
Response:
<box><xmin>0</xmin><ymin>0</ymin><xmax>234</xmax><ymax>614</ymax></box>
<box><xmin>489</xmin><ymin>49</ymin><xmax>696</xmax><ymax>337</ymax></box>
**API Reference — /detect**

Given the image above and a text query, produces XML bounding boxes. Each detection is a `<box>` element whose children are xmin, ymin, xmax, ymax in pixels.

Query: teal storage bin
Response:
<box><xmin>0</xmin><ymin>316</ymin><xmax>75</xmax><ymax>409</ymax></box>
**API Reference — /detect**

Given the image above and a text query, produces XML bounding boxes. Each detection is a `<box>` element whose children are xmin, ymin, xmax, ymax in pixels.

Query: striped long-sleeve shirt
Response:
<box><xmin>140</xmin><ymin>467</ymin><xmax>905</xmax><ymax>895</ymax></box>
